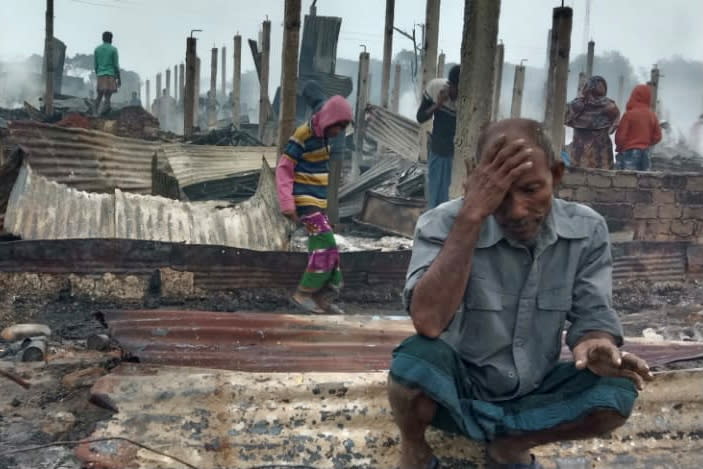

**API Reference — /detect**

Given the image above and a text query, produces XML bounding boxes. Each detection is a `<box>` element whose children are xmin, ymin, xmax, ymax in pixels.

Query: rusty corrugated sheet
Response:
<box><xmin>8</xmin><ymin>121</ymin><xmax>159</xmax><ymax>193</ymax></box>
<box><xmin>5</xmin><ymin>161</ymin><xmax>291</xmax><ymax>250</ymax></box>
<box><xmin>612</xmin><ymin>241</ymin><xmax>688</xmax><ymax>283</ymax></box>
<box><xmin>365</xmin><ymin>104</ymin><xmax>421</xmax><ymax>160</ymax></box>
<box><xmin>0</xmin><ymin>239</ymin><xmax>698</xmax><ymax>293</ymax></box>
<box><xmin>99</xmin><ymin>310</ymin><xmax>411</xmax><ymax>372</ymax></box>
<box><xmin>80</xmin><ymin>364</ymin><xmax>703</xmax><ymax>468</ymax></box>
<box><xmin>99</xmin><ymin>309</ymin><xmax>703</xmax><ymax>373</ymax></box>
<box><xmin>0</xmin><ymin>240</ymin><xmax>410</xmax><ymax>292</ymax></box>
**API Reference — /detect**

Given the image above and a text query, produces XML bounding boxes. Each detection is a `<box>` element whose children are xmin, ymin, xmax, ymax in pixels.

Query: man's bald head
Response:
<box><xmin>477</xmin><ymin>118</ymin><xmax>557</xmax><ymax>167</ymax></box>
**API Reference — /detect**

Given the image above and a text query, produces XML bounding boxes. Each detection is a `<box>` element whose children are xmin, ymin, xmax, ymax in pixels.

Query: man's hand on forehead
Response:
<box><xmin>461</xmin><ymin>134</ymin><xmax>535</xmax><ymax>221</ymax></box>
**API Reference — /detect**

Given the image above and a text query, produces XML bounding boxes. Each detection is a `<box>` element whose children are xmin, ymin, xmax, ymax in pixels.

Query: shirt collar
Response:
<box><xmin>475</xmin><ymin>198</ymin><xmax>589</xmax><ymax>249</ymax></box>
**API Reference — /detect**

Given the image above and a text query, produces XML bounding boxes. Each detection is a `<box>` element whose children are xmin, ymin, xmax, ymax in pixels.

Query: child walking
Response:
<box><xmin>275</xmin><ymin>95</ymin><xmax>353</xmax><ymax>313</ymax></box>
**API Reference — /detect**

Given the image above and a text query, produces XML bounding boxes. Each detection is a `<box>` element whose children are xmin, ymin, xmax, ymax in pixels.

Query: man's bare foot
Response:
<box><xmin>486</xmin><ymin>438</ymin><xmax>532</xmax><ymax>465</ymax></box>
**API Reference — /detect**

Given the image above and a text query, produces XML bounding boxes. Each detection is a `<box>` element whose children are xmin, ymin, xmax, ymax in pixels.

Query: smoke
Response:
<box><xmin>0</xmin><ymin>57</ymin><xmax>42</xmax><ymax>108</ymax></box>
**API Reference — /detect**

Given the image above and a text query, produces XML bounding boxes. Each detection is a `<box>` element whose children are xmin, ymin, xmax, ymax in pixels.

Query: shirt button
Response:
<box><xmin>508</xmin><ymin>371</ymin><xmax>516</xmax><ymax>378</ymax></box>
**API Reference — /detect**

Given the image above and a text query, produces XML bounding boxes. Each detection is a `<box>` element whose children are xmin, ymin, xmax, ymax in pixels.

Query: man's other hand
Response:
<box><xmin>573</xmin><ymin>337</ymin><xmax>654</xmax><ymax>391</ymax></box>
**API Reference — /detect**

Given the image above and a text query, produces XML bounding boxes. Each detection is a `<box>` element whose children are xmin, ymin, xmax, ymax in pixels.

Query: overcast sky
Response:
<box><xmin>2</xmin><ymin>0</ymin><xmax>702</xmax><ymax>86</ymax></box>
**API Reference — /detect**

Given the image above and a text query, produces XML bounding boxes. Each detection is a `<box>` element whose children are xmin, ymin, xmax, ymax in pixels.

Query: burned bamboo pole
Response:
<box><xmin>380</xmin><ymin>0</ymin><xmax>395</xmax><ymax>109</ymax></box>
<box><xmin>209</xmin><ymin>47</ymin><xmax>218</xmax><ymax>128</ymax></box>
<box><xmin>184</xmin><ymin>36</ymin><xmax>197</xmax><ymax>138</ymax></box>
<box><xmin>44</xmin><ymin>0</ymin><xmax>54</xmax><ymax>115</ymax></box>
<box><xmin>351</xmin><ymin>49</ymin><xmax>370</xmax><ymax>180</ymax></box>
<box><xmin>232</xmin><ymin>34</ymin><xmax>242</xmax><ymax>128</ymax></box>
<box><xmin>258</xmin><ymin>19</ymin><xmax>271</xmax><ymax>142</ymax></box>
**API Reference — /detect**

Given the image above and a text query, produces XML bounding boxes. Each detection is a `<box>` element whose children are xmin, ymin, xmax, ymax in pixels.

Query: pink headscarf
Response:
<box><xmin>311</xmin><ymin>95</ymin><xmax>353</xmax><ymax>138</ymax></box>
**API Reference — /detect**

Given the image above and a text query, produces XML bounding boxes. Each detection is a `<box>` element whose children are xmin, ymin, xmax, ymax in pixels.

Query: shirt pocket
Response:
<box><xmin>537</xmin><ymin>287</ymin><xmax>571</xmax><ymax>361</ymax></box>
<box><xmin>465</xmin><ymin>278</ymin><xmax>503</xmax><ymax>311</ymax></box>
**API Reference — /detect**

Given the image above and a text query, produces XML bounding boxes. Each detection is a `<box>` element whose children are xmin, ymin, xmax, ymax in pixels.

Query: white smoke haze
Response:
<box><xmin>1</xmin><ymin>0</ymin><xmax>701</xmax><ymax>144</ymax></box>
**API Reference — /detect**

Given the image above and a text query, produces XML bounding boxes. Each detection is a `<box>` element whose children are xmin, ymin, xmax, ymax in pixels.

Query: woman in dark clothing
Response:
<box><xmin>565</xmin><ymin>76</ymin><xmax>620</xmax><ymax>169</ymax></box>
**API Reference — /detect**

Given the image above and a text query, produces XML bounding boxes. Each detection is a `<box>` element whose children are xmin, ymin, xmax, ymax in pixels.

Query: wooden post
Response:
<box><xmin>380</xmin><ymin>0</ymin><xmax>395</xmax><ymax>109</ymax></box>
<box><xmin>391</xmin><ymin>63</ymin><xmax>401</xmax><ymax>113</ymax></box>
<box><xmin>437</xmin><ymin>52</ymin><xmax>445</xmax><ymax>78</ymax></box>
<box><xmin>184</xmin><ymin>36</ymin><xmax>197</xmax><ymax>138</ymax></box>
<box><xmin>543</xmin><ymin>7</ymin><xmax>573</xmax><ymax>157</ymax></box>
<box><xmin>232</xmin><ymin>34</ymin><xmax>242</xmax><ymax>128</ymax></box>
<box><xmin>577</xmin><ymin>71</ymin><xmax>586</xmax><ymax>94</ymax></box>
<box><xmin>166</xmin><ymin>69</ymin><xmax>171</xmax><ymax>96</ymax></box>
<box><xmin>351</xmin><ymin>50</ymin><xmax>370</xmax><ymax>180</ymax></box>
<box><xmin>448</xmin><ymin>0</ymin><xmax>500</xmax><ymax>199</ymax></box>
<box><xmin>174</xmin><ymin>65</ymin><xmax>178</xmax><ymax>100</ymax></box>
<box><xmin>617</xmin><ymin>74</ymin><xmax>625</xmax><ymax>110</ymax></box>
<box><xmin>277</xmin><ymin>0</ymin><xmax>301</xmax><ymax>155</ymax></box>
<box><xmin>419</xmin><ymin>0</ymin><xmax>441</xmax><ymax>162</ymax></box>
<box><xmin>44</xmin><ymin>0</ymin><xmax>54</xmax><ymax>115</ymax></box>
<box><xmin>650</xmin><ymin>65</ymin><xmax>660</xmax><ymax>115</ymax></box>
<box><xmin>195</xmin><ymin>57</ymin><xmax>201</xmax><ymax>126</ymax></box>
<box><xmin>421</xmin><ymin>0</ymin><xmax>441</xmax><ymax>93</ymax></box>
<box><xmin>258</xmin><ymin>19</ymin><xmax>272</xmax><ymax>142</ymax></box>
<box><xmin>586</xmin><ymin>40</ymin><xmax>595</xmax><ymax>78</ymax></box>
<box><xmin>543</xmin><ymin>28</ymin><xmax>554</xmax><ymax>120</ymax></box>
<box><xmin>221</xmin><ymin>46</ymin><xmax>227</xmax><ymax>99</ymax></box>
<box><xmin>179</xmin><ymin>63</ymin><xmax>185</xmax><ymax>105</ymax></box>
<box><xmin>146</xmin><ymin>79</ymin><xmax>151</xmax><ymax>112</ymax></box>
<box><xmin>510</xmin><ymin>63</ymin><xmax>525</xmax><ymax>118</ymax></box>
<box><xmin>156</xmin><ymin>73</ymin><xmax>162</xmax><ymax>99</ymax></box>
<box><xmin>491</xmin><ymin>42</ymin><xmax>504</xmax><ymax>121</ymax></box>
<box><xmin>208</xmin><ymin>47</ymin><xmax>218</xmax><ymax>128</ymax></box>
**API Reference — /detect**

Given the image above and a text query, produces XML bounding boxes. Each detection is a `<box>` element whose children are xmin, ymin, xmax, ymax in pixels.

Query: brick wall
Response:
<box><xmin>557</xmin><ymin>168</ymin><xmax>703</xmax><ymax>241</ymax></box>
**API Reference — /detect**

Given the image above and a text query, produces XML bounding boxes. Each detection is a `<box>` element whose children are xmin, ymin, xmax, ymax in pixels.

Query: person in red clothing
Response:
<box><xmin>615</xmin><ymin>85</ymin><xmax>662</xmax><ymax>171</ymax></box>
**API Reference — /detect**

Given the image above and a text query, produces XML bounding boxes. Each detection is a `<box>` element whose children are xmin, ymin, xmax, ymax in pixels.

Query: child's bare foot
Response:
<box><xmin>291</xmin><ymin>292</ymin><xmax>325</xmax><ymax>314</ymax></box>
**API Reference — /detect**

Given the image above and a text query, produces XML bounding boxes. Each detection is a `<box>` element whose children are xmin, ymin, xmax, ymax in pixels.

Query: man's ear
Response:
<box><xmin>551</xmin><ymin>160</ymin><xmax>565</xmax><ymax>187</ymax></box>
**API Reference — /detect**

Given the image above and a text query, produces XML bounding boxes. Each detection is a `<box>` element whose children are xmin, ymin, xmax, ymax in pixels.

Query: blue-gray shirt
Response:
<box><xmin>404</xmin><ymin>198</ymin><xmax>623</xmax><ymax>401</ymax></box>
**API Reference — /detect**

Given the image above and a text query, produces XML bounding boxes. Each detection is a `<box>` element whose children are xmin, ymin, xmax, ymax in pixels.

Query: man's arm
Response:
<box><xmin>567</xmin><ymin>217</ymin><xmax>653</xmax><ymax>390</ymax></box>
<box><xmin>416</xmin><ymin>95</ymin><xmax>438</xmax><ymax>124</ymax></box>
<box><xmin>409</xmin><ymin>137</ymin><xmax>535</xmax><ymax>337</ymax></box>
<box><xmin>94</xmin><ymin>51</ymin><xmax>98</xmax><ymax>75</ymax></box>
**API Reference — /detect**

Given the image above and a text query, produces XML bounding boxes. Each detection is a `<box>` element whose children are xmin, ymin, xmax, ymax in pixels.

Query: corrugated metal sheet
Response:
<box><xmin>79</xmin><ymin>364</ymin><xmax>703</xmax><ymax>469</ymax></box>
<box><xmin>5</xmin><ymin>164</ymin><xmax>116</xmax><ymax>239</ymax></box>
<box><xmin>365</xmin><ymin>104</ymin><xmax>421</xmax><ymax>161</ymax></box>
<box><xmin>299</xmin><ymin>15</ymin><xmax>342</xmax><ymax>75</ymax></box>
<box><xmin>612</xmin><ymin>241</ymin><xmax>688</xmax><ymax>283</ymax></box>
<box><xmin>357</xmin><ymin>191</ymin><xmax>426</xmax><ymax>238</ymax></box>
<box><xmin>339</xmin><ymin>156</ymin><xmax>404</xmax><ymax>202</ymax></box>
<box><xmin>100</xmin><ymin>309</ymin><xmax>703</xmax><ymax>374</ymax></box>
<box><xmin>99</xmin><ymin>310</ymin><xmax>411</xmax><ymax>372</ymax></box>
<box><xmin>5</xmin><ymin>161</ymin><xmax>291</xmax><ymax>251</ymax></box>
<box><xmin>8</xmin><ymin>121</ymin><xmax>159</xmax><ymax>193</ymax></box>
<box><xmin>0</xmin><ymin>148</ymin><xmax>22</xmax><ymax>234</ymax></box>
<box><xmin>160</xmin><ymin>144</ymin><xmax>277</xmax><ymax>188</ymax></box>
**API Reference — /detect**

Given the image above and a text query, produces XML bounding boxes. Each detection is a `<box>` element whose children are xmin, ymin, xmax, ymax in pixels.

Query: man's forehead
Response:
<box><xmin>481</xmin><ymin>121</ymin><xmax>549</xmax><ymax>166</ymax></box>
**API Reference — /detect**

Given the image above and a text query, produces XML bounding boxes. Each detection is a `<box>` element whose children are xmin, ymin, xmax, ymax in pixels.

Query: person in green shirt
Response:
<box><xmin>94</xmin><ymin>31</ymin><xmax>121</xmax><ymax>115</ymax></box>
